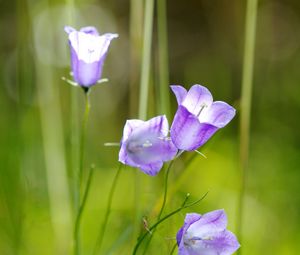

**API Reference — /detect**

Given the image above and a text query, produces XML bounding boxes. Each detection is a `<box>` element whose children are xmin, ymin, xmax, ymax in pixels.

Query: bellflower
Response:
<box><xmin>64</xmin><ymin>26</ymin><xmax>118</xmax><ymax>87</ymax></box>
<box><xmin>118</xmin><ymin>115</ymin><xmax>177</xmax><ymax>176</ymax></box>
<box><xmin>177</xmin><ymin>210</ymin><xmax>240</xmax><ymax>255</ymax></box>
<box><xmin>170</xmin><ymin>85</ymin><xmax>236</xmax><ymax>151</ymax></box>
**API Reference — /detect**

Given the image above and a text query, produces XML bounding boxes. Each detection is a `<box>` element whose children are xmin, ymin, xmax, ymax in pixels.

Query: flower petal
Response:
<box><xmin>177</xmin><ymin>213</ymin><xmax>202</xmax><ymax>255</ymax></box>
<box><xmin>68</xmin><ymin>32</ymin><xmax>118</xmax><ymax>86</ymax></box>
<box><xmin>186</xmin><ymin>230</ymin><xmax>240</xmax><ymax>255</ymax></box>
<box><xmin>69</xmin><ymin>32</ymin><xmax>118</xmax><ymax>63</ymax></box>
<box><xmin>201</xmin><ymin>101</ymin><xmax>236</xmax><ymax>128</ymax></box>
<box><xmin>119</xmin><ymin>120</ymin><xmax>145</xmax><ymax>166</ymax></box>
<box><xmin>181</xmin><ymin>85</ymin><xmax>213</xmax><ymax>116</ymax></box>
<box><xmin>71</xmin><ymin>57</ymin><xmax>103</xmax><ymax>86</ymax></box>
<box><xmin>170</xmin><ymin>106</ymin><xmax>218</xmax><ymax>151</ymax></box>
<box><xmin>64</xmin><ymin>26</ymin><xmax>76</xmax><ymax>34</ymax></box>
<box><xmin>177</xmin><ymin>213</ymin><xmax>202</xmax><ymax>245</ymax></box>
<box><xmin>80</xmin><ymin>26</ymin><xmax>99</xmax><ymax>35</ymax></box>
<box><xmin>132</xmin><ymin>115</ymin><xmax>169</xmax><ymax>137</ymax></box>
<box><xmin>118</xmin><ymin>141</ymin><xmax>139</xmax><ymax>167</ymax></box>
<box><xmin>127</xmin><ymin>134</ymin><xmax>177</xmax><ymax>166</ymax></box>
<box><xmin>139</xmin><ymin>161</ymin><xmax>164</xmax><ymax>176</ymax></box>
<box><xmin>187</xmin><ymin>209</ymin><xmax>227</xmax><ymax>238</ymax></box>
<box><xmin>171</xmin><ymin>85</ymin><xmax>187</xmax><ymax>105</ymax></box>
<box><xmin>119</xmin><ymin>116</ymin><xmax>177</xmax><ymax>175</ymax></box>
<box><xmin>178</xmin><ymin>245</ymin><xmax>190</xmax><ymax>255</ymax></box>
<box><xmin>121</xmin><ymin>119</ymin><xmax>145</xmax><ymax>142</ymax></box>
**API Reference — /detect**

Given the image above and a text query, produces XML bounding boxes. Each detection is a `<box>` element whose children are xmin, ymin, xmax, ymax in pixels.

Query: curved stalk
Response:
<box><xmin>142</xmin><ymin>160</ymin><xmax>175</xmax><ymax>254</ymax></box>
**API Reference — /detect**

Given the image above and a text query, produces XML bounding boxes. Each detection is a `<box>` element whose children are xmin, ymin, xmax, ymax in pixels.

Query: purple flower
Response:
<box><xmin>64</xmin><ymin>26</ymin><xmax>118</xmax><ymax>87</ymax></box>
<box><xmin>176</xmin><ymin>210</ymin><xmax>240</xmax><ymax>255</ymax></box>
<box><xmin>118</xmin><ymin>115</ymin><xmax>177</xmax><ymax>176</ymax></box>
<box><xmin>170</xmin><ymin>85</ymin><xmax>236</xmax><ymax>151</ymax></box>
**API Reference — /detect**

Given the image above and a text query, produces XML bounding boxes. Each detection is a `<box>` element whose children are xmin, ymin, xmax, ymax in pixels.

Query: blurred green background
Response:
<box><xmin>1</xmin><ymin>0</ymin><xmax>300</xmax><ymax>254</ymax></box>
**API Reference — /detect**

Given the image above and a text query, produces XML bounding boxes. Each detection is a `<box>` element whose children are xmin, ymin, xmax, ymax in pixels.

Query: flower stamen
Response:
<box><xmin>197</xmin><ymin>103</ymin><xmax>208</xmax><ymax>117</ymax></box>
<box><xmin>143</xmin><ymin>140</ymin><xmax>153</xmax><ymax>148</ymax></box>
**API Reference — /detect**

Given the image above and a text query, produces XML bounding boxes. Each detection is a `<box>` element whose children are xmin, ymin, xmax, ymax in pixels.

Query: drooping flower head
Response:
<box><xmin>64</xmin><ymin>26</ymin><xmax>118</xmax><ymax>87</ymax></box>
<box><xmin>170</xmin><ymin>85</ymin><xmax>236</xmax><ymax>151</ymax></box>
<box><xmin>119</xmin><ymin>115</ymin><xmax>177</xmax><ymax>176</ymax></box>
<box><xmin>177</xmin><ymin>210</ymin><xmax>240</xmax><ymax>255</ymax></box>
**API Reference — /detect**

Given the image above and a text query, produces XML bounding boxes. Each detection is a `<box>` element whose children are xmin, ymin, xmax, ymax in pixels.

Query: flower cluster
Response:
<box><xmin>65</xmin><ymin>26</ymin><xmax>240</xmax><ymax>255</ymax></box>
<box><xmin>119</xmin><ymin>84</ymin><xmax>236</xmax><ymax>175</ymax></box>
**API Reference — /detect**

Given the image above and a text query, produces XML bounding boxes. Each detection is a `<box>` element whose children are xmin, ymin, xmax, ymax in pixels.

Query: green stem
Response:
<box><xmin>138</xmin><ymin>0</ymin><xmax>154</xmax><ymax>120</ymax></box>
<box><xmin>134</xmin><ymin>0</ymin><xmax>154</xmax><ymax>247</ymax></box>
<box><xmin>129</xmin><ymin>0</ymin><xmax>143</xmax><ymax>117</ymax></box>
<box><xmin>157</xmin><ymin>160</ymin><xmax>175</xmax><ymax>220</ymax></box>
<box><xmin>79</xmin><ymin>91</ymin><xmax>90</xmax><ymax>188</ymax></box>
<box><xmin>93</xmin><ymin>164</ymin><xmax>123</xmax><ymax>255</ymax></box>
<box><xmin>74</xmin><ymin>90</ymin><xmax>91</xmax><ymax>255</ymax></box>
<box><xmin>237</xmin><ymin>0</ymin><xmax>258</xmax><ymax>253</ymax></box>
<box><xmin>169</xmin><ymin>243</ymin><xmax>177</xmax><ymax>255</ymax></box>
<box><xmin>142</xmin><ymin>160</ymin><xmax>175</xmax><ymax>254</ymax></box>
<box><xmin>132</xmin><ymin>192</ymin><xmax>208</xmax><ymax>255</ymax></box>
<box><xmin>74</xmin><ymin>164</ymin><xmax>95</xmax><ymax>255</ymax></box>
<box><xmin>66</xmin><ymin>0</ymin><xmax>78</xmax><ymax>214</ymax></box>
<box><xmin>157</xmin><ymin>0</ymin><xmax>170</xmax><ymax>118</ymax></box>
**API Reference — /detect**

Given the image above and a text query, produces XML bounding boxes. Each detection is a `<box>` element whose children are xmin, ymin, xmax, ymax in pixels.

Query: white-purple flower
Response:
<box><xmin>64</xmin><ymin>26</ymin><xmax>118</xmax><ymax>87</ymax></box>
<box><xmin>118</xmin><ymin>115</ymin><xmax>177</xmax><ymax>176</ymax></box>
<box><xmin>170</xmin><ymin>85</ymin><xmax>236</xmax><ymax>151</ymax></box>
<box><xmin>177</xmin><ymin>210</ymin><xmax>240</xmax><ymax>255</ymax></box>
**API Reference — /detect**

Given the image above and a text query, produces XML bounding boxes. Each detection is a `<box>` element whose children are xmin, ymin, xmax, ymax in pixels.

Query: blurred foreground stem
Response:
<box><xmin>134</xmin><ymin>0</ymin><xmax>155</xmax><ymax>246</ymax></box>
<box><xmin>93</xmin><ymin>164</ymin><xmax>123</xmax><ymax>255</ymax></box>
<box><xmin>157</xmin><ymin>0</ymin><xmax>170</xmax><ymax>118</ymax></box>
<box><xmin>138</xmin><ymin>0</ymin><xmax>154</xmax><ymax>119</ymax></box>
<box><xmin>237</xmin><ymin>0</ymin><xmax>258</xmax><ymax>253</ymax></box>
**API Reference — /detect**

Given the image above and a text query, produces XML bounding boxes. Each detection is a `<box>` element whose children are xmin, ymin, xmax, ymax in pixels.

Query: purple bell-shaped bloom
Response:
<box><xmin>64</xmin><ymin>26</ymin><xmax>118</xmax><ymax>87</ymax></box>
<box><xmin>177</xmin><ymin>210</ymin><xmax>240</xmax><ymax>255</ymax></box>
<box><xmin>170</xmin><ymin>85</ymin><xmax>236</xmax><ymax>151</ymax></box>
<box><xmin>119</xmin><ymin>115</ymin><xmax>178</xmax><ymax>176</ymax></box>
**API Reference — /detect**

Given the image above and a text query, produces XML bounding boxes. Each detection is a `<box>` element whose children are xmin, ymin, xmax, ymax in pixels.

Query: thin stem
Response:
<box><xmin>93</xmin><ymin>164</ymin><xmax>123</xmax><ymax>255</ymax></box>
<box><xmin>157</xmin><ymin>0</ymin><xmax>170</xmax><ymax>118</ymax></box>
<box><xmin>157</xmin><ymin>160</ymin><xmax>174</xmax><ymax>220</ymax></box>
<box><xmin>142</xmin><ymin>160</ymin><xmax>175</xmax><ymax>254</ymax></box>
<box><xmin>169</xmin><ymin>243</ymin><xmax>177</xmax><ymax>255</ymax></box>
<box><xmin>79</xmin><ymin>91</ymin><xmax>90</xmax><ymax>189</ymax></box>
<box><xmin>74</xmin><ymin>164</ymin><xmax>95</xmax><ymax>255</ymax></box>
<box><xmin>237</xmin><ymin>0</ymin><xmax>258</xmax><ymax>253</ymax></box>
<box><xmin>132</xmin><ymin>192</ymin><xmax>208</xmax><ymax>255</ymax></box>
<box><xmin>74</xmin><ymin>90</ymin><xmax>91</xmax><ymax>255</ymax></box>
